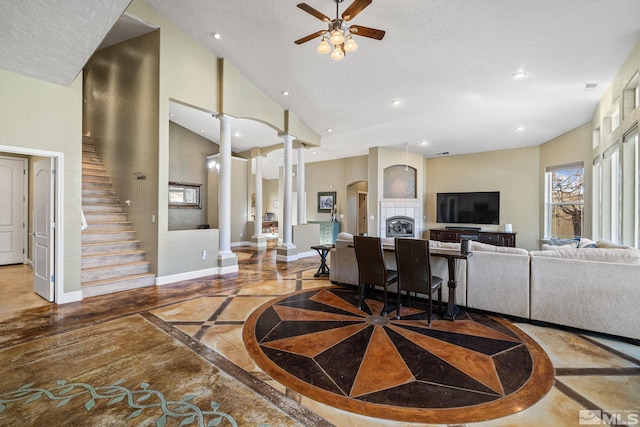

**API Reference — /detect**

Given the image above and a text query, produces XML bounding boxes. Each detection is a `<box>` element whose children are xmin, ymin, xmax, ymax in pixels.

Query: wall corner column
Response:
<box><xmin>295</xmin><ymin>143</ymin><xmax>307</xmax><ymax>225</ymax></box>
<box><xmin>215</xmin><ymin>113</ymin><xmax>238</xmax><ymax>270</ymax></box>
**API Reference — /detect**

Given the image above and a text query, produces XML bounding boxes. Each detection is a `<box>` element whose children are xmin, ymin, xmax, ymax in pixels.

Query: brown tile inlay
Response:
<box><xmin>243</xmin><ymin>286</ymin><xmax>555</xmax><ymax>424</ymax></box>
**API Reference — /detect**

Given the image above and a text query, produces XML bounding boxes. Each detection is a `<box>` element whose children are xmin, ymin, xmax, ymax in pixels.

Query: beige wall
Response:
<box><xmin>168</xmin><ymin>121</ymin><xmax>218</xmax><ymax>230</ymax></box>
<box><xmin>370</xmin><ymin>147</ymin><xmax>425</xmax><ymax>237</ymax></box>
<box><xmin>83</xmin><ymin>30</ymin><xmax>161</xmax><ymax>272</ymax></box>
<box><xmin>304</xmin><ymin>155</ymin><xmax>368</xmax><ymax>231</ymax></box>
<box><xmin>426</xmin><ymin>146</ymin><xmax>540</xmax><ymax>251</ymax></box>
<box><xmin>0</xmin><ymin>69</ymin><xmax>83</xmax><ymax>296</ymax></box>
<box><xmin>125</xmin><ymin>0</ymin><xmax>221</xmax><ymax>276</ymax></box>
<box><xmin>539</xmin><ymin>123</ymin><xmax>592</xmax><ymax>239</ymax></box>
<box><xmin>230</xmin><ymin>157</ymin><xmax>249</xmax><ymax>242</ymax></box>
<box><xmin>263</xmin><ymin>179</ymin><xmax>279</xmax><ymax>220</ymax></box>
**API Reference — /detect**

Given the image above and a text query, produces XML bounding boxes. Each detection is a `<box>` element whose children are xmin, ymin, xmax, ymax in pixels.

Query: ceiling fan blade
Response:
<box><xmin>294</xmin><ymin>30</ymin><xmax>327</xmax><ymax>45</ymax></box>
<box><xmin>297</xmin><ymin>3</ymin><xmax>330</xmax><ymax>22</ymax></box>
<box><xmin>342</xmin><ymin>0</ymin><xmax>372</xmax><ymax>21</ymax></box>
<box><xmin>349</xmin><ymin>25</ymin><xmax>385</xmax><ymax>40</ymax></box>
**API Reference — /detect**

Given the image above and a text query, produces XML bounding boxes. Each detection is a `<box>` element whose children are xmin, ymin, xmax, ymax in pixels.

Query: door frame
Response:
<box><xmin>0</xmin><ymin>144</ymin><xmax>65</xmax><ymax>304</ymax></box>
<box><xmin>0</xmin><ymin>155</ymin><xmax>28</xmax><ymax>265</ymax></box>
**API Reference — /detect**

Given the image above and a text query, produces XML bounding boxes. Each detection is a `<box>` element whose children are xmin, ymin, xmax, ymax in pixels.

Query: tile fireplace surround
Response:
<box><xmin>379</xmin><ymin>200</ymin><xmax>420</xmax><ymax>238</ymax></box>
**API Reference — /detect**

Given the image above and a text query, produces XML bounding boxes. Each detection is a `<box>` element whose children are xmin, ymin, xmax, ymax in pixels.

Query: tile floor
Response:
<box><xmin>0</xmin><ymin>247</ymin><xmax>638</xmax><ymax>426</ymax></box>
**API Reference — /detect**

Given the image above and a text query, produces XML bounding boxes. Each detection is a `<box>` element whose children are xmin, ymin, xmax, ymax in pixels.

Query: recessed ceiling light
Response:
<box><xmin>169</xmin><ymin>113</ymin><xmax>174</xmax><ymax>117</ymax></box>
<box><xmin>327</xmin><ymin>128</ymin><xmax>333</xmax><ymax>133</ymax></box>
<box><xmin>282</xmin><ymin>90</ymin><xmax>290</xmax><ymax>96</ymax></box>
<box><xmin>515</xmin><ymin>126</ymin><xmax>525</xmax><ymax>132</ymax></box>
<box><xmin>420</xmin><ymin>141</ymin><xmax>428</xmax><ymax>146</ymax></box>
<box><xmin>512</xmin><ymin>71</ymin><xmax>527</xmax><ymax>79</ymax></box>
<box><xmin>212</xmin><ymin>32</ymin><xmax>222</xmax><ymax>40</ymax></box>
<box><xmin>200</xmin><ymin>129</ymin><xmax>205</xmax><ymax>133</ymax></box>
<box><xmin>312</xmin><ymin>151</ymin><xmax>317</xmax><ymax>154</ymax></box>
<box><xmin>234</xmin><ymin>131</ymin><xmax>240</xmax><ymax>137</ymax></box>
<box><xmin>391</xmin><ymin>99</ymin><xmax>401</xmax><ymax>106</ymax></box>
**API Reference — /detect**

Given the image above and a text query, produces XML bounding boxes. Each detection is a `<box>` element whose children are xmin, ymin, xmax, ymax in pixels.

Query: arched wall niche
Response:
<box><xmin>383</xmin><ymin>165</ymin><xmax>417</xmax><ymax>199</ymax></box>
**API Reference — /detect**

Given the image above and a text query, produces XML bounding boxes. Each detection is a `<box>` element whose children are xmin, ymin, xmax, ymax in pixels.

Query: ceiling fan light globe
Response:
<box><xmin>330</xmin><ymin>29</ymin><xmax>344</xmax><ymax>46</ymax></box>
<box><xmin>317</xmin><ymin>38</ymin><xmax>331</xmax><ymax>54</ymax></box>
<box><xmin>344</xmin><ymin>36</ymin><xmax>358</xmax><ymax>52</ymax></box>
<box><xmin>331</xmin><ymin>46</ymin><xmax>345</xmax><ymax>60</ymax></box>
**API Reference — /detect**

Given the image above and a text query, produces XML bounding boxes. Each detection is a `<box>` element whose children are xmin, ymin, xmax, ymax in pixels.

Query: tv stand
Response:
<box><xmin>430</xmin><ymin>228</ymin><xmax>516</xmax><ymax>247</ymax></box>
<box><xmin>445</xmin><ymin>226</ymin><xmax>481</xmax><ymax>231</ymax></box>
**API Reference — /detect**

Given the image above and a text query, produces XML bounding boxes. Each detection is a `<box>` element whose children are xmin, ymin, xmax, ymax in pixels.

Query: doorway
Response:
<box><xmin>0</xmin><ymin>145</ymin><xmax>63</xmax><ymax>307</ymax></box>
<box><xmin>358</xmin><ymin>192</ymin><xmax>368</xmax><ymax>236</ymax></box>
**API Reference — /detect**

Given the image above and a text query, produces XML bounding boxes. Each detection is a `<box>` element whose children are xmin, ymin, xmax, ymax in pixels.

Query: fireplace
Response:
<box><xmin>386</xmin><ymin>216</ymin><xmax>415</xmax><ymax>238</ymax></box>
<box><xmin>380</xmin><ymin>200</ymin><xmax>420</xmax><ymax>238</ymax></box>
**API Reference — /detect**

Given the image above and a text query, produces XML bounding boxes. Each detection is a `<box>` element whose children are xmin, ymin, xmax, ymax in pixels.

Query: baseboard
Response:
<box><xmin>57</xmin><ymin>290</ymin><xmax>83</xmax><ymax>304</ymax></box>
<box><xmin>156</xmin><ymin>267</ymin><xmax>220</xmax><ymax>285</ymax></box>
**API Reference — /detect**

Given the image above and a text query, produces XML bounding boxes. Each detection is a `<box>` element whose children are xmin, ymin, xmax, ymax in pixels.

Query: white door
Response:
<box><xmin>33</xmin><ymin>157</ymin><xmax>54</xmax><ymax>302</ymax></box>
<box><xmin>0</xmin><ymin>157</ymin><xmax>26</xmax><ymax>265</ymax></box>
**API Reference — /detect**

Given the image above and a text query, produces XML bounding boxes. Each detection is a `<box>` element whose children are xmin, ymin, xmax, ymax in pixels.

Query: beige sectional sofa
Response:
<box><xmin>329</xmin><ymin>233</ymin><xmax>640</xmax><ymax>341</ymax></box>
<box><xmin>530</xmin><ymin>246</ymin><xmax>640</xmax><ymax>340</ymax></box>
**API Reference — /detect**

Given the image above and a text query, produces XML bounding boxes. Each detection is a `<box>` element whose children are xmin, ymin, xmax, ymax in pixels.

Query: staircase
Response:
<box><xmin>81</xmin><ymin>137</ymin><xmax>155</xmax><ymax>297</ymax></box>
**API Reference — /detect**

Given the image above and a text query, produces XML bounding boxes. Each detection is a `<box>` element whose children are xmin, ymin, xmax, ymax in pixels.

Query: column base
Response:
<box><xmin>276</xmin><ymin>244</ymin><xmax>297</xmax><ymax>262</ymax></box>
<box><xmin>218</xmin><ymin>251</ymin><xmax>238</xmax><ymax>273</ymax></box>
<box><xmin>249</xmin><ymin>235</ymin><xmax>267</xmax><ymax>248</ymax></box>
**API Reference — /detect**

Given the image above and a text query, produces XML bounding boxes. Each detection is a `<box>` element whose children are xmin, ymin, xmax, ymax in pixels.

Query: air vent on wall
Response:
<box><xmin>436</xmin><ymin>151</ymin><xmax>450</xmax><ymax>156</ymax></box>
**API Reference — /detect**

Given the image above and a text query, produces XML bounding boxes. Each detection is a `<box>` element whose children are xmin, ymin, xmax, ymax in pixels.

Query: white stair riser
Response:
<box><xmin>85</xmin><ymin>222</ymin><xmax>131</xmax><ymax>232</ymax></box>
<box><xmin>82</xmin><ymin>205</ymin><xmax>123</xmax><ymax>213</ymax></box>
<box><xmin>84</xmin><ymin>213</ymin><xmax>127</xmax><ymax>222</ymax></box>
<box><xmin>82</xmin><ymin>174</ymin><xmax>110</xmax><ymax>182</ymax></box>
<box><xmin>82</xmin><ymin>275</ymin><xmax>156</xmax><ymax>298</ymax></box>
<box><xmin>82</xmin><ymin>263</ymin><xmax>151</xmax><ymax>282</ymax></box>
<box><xmin>82</xmin><ymin>181</ymin><xmax>113</xmax><ymax>190</ymax></box>
<box><xmin>82</xmin><ymin>252</ymin><xmax>145</xmax><ymax>268</ymax></box>
<box><xmin>82</xmin><ymin>232</ymin><xmax>136</xmax><ymax>243</ymax></box>
<box><xmin>83</xmin><ymin>196</ymin><xmax>119</xmax><ymax>204</ymax></box>
<box><xmin>82</xmin><ymin>241</ymin><xmax>140</xmax><ymax>255</ymax></box>
<box><xmin>82</xmin><ymin>189</ymin><xmax>116</xmax><ymax>198</ymax></box>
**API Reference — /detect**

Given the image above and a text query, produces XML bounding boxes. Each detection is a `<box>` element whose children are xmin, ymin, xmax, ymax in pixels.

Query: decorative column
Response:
<box><xmin>296</xmin><ymin>144</ymin><xmax>306</xmax><ymax>225</ymax></box>
<box><xmin>216</xmin><ymin>114</ymin><xmax>238</xmax><ymax>270</ymax></box>
<box><xmin>278</xmin><ymin>133</ymin><xmax>296</xmax><ymax>257</ymax></box>
<box><xmin>253</xmin><ymin>150</ymin><xmax>264</xmax><ymax>240</ymax></box>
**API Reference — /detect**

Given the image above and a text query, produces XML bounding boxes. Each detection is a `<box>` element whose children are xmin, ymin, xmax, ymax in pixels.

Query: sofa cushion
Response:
<box><xmin>541</xmin><ymin>243</ymin><xmax>578</xmax><ymax>251</ymax></box>
<box><xmin>549</xmin><ymin>237</ymin><xmax>580</xmax><ymax>247</ymax></box>
<box><xmin>530</xmin><ymin>248</ymin><xmax>640</xmax><ymax>264</ymax></box>
<box><xmin>578</xmin><ymin>238</ymin><xmax>597</xmax><ymax>248</ymax></box>
<box><xmin>596</xmin><ymin>240</ymin><xmax>632</xmax><ymax>249</ymax></box>
<box><xmin>336</xmin><ymin>232</ymin><xmax>354</xmax><ymax>241</ymax></box>
<box><xmin>429</xmin><ymin>240</ymin><xmax>460</xmax><ymax>250</ymax></box>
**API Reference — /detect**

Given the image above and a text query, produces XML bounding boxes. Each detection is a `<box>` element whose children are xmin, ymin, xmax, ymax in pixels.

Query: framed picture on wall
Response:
<box><xmin>317</xmin><ymin>191</ymin><xmax>336</xmax><ymax>213</ymax></box>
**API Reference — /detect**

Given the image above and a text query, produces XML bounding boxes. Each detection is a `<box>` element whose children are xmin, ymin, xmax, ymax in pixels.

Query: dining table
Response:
<box><xmin>379</xmin><ymin>243</ymin><xmax>472</xmax><ymax>321</ymax></box>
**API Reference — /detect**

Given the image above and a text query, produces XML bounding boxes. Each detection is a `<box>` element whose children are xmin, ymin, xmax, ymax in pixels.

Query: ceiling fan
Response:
<box><xmin>294</xmin><ymin>0</ymin><xmax>386</xmax><ymax>60</ymax></box>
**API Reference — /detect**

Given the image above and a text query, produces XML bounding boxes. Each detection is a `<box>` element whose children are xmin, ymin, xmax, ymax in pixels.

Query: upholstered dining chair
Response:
<box><xmin>394</xmin><ymin>238</ymin><xmax>443</xmax><ymax>326</ymax></box>
<box><xmin>353</xmin><ymin>235</ymin><xmax>398</xmax><ymax>316</ymax></box>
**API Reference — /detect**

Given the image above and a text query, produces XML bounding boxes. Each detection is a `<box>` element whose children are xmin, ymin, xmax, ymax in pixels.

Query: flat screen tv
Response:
<box><xmin>436</xmin><ymin>191</ymin><xmax>500</xmax><ymax>225</ymax></box>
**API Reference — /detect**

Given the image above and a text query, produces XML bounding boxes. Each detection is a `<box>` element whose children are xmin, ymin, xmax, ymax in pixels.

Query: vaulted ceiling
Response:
<box><xmin>3</xmin><ymin>1</ymin><xmax>640</xmax><ymax>179</ymax></box>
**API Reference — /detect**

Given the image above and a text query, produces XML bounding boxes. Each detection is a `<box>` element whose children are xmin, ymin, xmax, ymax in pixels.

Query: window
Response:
<box><xmin>602</xmin><ymin>143</ymin><xmax>621</xmax><ymax>242</ymax></box>
<box><xmin>593</xmin><ymin>127</ymin><xmax>640</xmax><ymax>248</ymax></box>
<box><xmin>545</xmin><ymin>163</ymin><xmax>584</xmax><ymax>239</ymax></box>
<box><xmin>592</xmin><ymin>156</ymin><xmax>602</xmax><ymax>239</ymax></box>
<box><xmin>622</xmin><ymin>126</ymin><xmax>639</xmax><ymax>247</ymax></box>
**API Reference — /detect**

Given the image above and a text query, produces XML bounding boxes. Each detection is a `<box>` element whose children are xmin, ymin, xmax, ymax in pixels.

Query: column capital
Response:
<box><xmin>278</xmin><ymin>132</ymin><xmax>297</xmax><ymax>142</ymax></box>
<box><xmin>214</xmin><ymin>113</ymin><xmax>236</xmax><ymax>123</ymax></box>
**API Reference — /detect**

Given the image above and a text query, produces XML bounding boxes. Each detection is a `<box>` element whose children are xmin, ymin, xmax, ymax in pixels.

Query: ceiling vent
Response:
<box><xmin>436</xmin><ymin>151</ymin><xmax>450</xmax><ymax>156</ymax></box>
<box><xmin>584</xmin><ymin>83</ymin><xmax>599</xmax><ymax>92</ymax></box>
